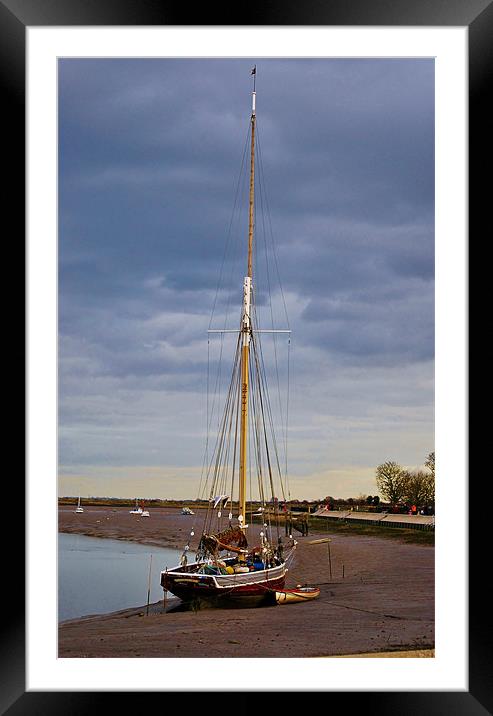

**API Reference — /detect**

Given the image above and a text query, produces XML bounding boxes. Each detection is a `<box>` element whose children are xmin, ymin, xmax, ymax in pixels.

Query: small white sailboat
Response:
<box><xmin>129</xmin><ymin>498</ymin><xmax>143</xmax><ymax>515</ymax></box>
<box><xmin>181</xmin><ymin>507</ymin><xmax>195</xmax><ymax>515</ymax></box>
<box><xmin>75</xmin><ymin>496</ymin><xmax>84</xmax><ymax>514</ymax></box>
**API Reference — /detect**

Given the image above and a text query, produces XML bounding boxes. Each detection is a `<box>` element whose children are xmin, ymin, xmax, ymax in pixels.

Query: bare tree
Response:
<box><xmin>425</xmin><ymin>451</ymin><xmax>435</xmax><ymax>479</ymax></box>
<box><xmin>423</xmin><ymin>472</ymin><xmax>435</xmax><ymax>508</ymax></box>
<box><xmin>375</xmin><ymin>461</ymin><xmax>407</xmax><ymax>504</ymax></box>
<box><xmin>402</xmin><ymin>469</ymin><xmax>433</xmax><ymax>507</ymax></box>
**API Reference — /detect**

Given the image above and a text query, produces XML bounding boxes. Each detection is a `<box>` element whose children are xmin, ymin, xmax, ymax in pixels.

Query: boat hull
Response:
<box><xmin>275</xmin><ymin>587</ymin><xmax>320</xmax><ymax>604</ymax></box>
<box><xmin>161</xmin><ymin>561</ymin><xmax>286</xmax><ymax>606</ymax></box>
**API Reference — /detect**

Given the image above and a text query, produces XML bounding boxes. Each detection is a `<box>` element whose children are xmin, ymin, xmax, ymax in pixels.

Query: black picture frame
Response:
<box><xmin>7</xmin><ymin>0</ymin><xmax>483</xmax><ymax>712</ymax></box>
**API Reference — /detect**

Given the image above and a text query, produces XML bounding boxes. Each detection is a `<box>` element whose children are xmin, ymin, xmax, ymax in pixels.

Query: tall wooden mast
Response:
<box><xmin>238</xmin><ymin>67</ymin><xmax>256</xmax><ymax>534</ymax></box>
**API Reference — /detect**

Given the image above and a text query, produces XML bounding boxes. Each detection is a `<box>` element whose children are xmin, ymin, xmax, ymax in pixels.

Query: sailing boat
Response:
<box><xmin>75</xmin><ymin>496</ymin><xmax>84</xmax><ymax>514</ymax></box>
<box><xmin>161</xmin><ymin>68</ymin><xmax>295</xmax><ymax>606</ymax></box>
<box><xmin>129</xmin><ymin>498</ymin><xmax>143</xmax><ymax>515</ymax></box>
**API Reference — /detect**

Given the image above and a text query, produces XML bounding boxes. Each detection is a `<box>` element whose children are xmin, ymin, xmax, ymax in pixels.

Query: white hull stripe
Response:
<box><xmin>163</xmin><ymin>563</ymin><xmax>286</xmax><ymax>589</ymax></box>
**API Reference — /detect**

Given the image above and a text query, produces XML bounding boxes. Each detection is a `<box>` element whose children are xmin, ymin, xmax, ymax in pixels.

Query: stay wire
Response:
<box><xmin>255</xmin><ymin>127</ymin><xmax>291</xmax><ymax>495</ymax></box>
<box><xmin>208</xmin><ymin>122</ymin><xmax>251</xmax><ymax>331</ymax></box>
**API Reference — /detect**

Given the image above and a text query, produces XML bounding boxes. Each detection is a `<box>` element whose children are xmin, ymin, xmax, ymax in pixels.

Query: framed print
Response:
<box><xmin>6</xmin><ymin>0</ymin><xmax>486</xmax><ymax>710</ymax></box>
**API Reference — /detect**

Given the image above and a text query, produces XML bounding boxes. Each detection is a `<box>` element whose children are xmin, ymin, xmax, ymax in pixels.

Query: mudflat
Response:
<box><xmin>58</xmin><ymin>506</ymin><xmax>434</xmax><ymax>658</ymax></box>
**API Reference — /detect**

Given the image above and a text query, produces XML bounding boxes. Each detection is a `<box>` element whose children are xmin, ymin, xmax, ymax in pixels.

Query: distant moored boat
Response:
<box><xmin>129</xmin><ymin>498</ymin><xmax>143</xmax><ymax>515</ymax></box>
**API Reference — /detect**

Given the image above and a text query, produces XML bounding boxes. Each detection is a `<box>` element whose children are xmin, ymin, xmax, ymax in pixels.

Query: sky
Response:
<box><xmin>58</xmin><ymin>58</ymin><xmax>434</xmax><ymax>501</ymax></box>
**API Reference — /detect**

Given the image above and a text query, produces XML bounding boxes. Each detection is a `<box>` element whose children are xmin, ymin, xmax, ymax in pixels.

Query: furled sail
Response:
<box><xmin>199</xmin><ymin>526</ymin><xmax>248</xmax><ymax>555</ymax></box>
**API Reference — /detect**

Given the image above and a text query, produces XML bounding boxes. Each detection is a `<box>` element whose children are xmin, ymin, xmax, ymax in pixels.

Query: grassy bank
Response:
<box><xmin>307</xmin><ymin>516</ymin><xmax>435</xmax><ymax>545</ymax></box>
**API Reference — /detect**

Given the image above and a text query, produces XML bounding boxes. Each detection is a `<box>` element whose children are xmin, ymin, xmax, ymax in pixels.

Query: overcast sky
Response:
<box><xmin>58</xmin><ymin>58</ymin><xmax>434</xmax><ymax>501</ymax></box>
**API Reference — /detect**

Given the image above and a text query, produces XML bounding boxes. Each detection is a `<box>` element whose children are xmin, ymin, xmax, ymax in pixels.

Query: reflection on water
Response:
<box><xmin>58</xmin><ymin>533</ymin><xmax>183</xmax><ymax>622</ymax></box>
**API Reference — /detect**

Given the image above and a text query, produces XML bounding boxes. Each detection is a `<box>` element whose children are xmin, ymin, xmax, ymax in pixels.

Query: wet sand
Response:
<box><xmin>58</xmin><ymin>506</ymin><xmax>434</xmax><ymax>658</ymax></box>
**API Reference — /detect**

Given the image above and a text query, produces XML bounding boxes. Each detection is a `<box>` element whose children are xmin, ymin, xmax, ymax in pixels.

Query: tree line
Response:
<box><xmin>375</xmin><ymin>452</ymin><xmax>435</xmax><ymax>511</ymax></box>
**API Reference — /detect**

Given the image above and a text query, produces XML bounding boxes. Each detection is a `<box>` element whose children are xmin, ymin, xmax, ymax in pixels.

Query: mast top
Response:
<box><xmin>251</xmin><ymin>65</ymin><xmax>256</xmax><ymax>115</ymax></box>
<box><xmin>247</xmin><ymin>65</ymin><xmax>256</xmax><ymax>279</ymax></box>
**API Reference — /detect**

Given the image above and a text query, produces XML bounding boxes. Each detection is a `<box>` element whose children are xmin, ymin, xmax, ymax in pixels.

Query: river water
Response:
<box><xmin>58</xmin><ymin>533</ymin><xmax>183</xmax><ymax>622</ymax></box>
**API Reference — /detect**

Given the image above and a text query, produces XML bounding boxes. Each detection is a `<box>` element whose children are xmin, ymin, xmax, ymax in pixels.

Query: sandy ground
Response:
<box><xmin>58</xmin><ymin>506</ymin><xmax>434</xmax><ymax>658</ymax></box>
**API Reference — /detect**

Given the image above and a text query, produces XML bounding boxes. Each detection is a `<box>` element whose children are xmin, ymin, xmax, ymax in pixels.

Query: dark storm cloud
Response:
<box><xmin>300</xmin><ymin>279</ymin><xmax>433</xmax><ymax>365</ymax></box>
<box><xmin>58</xmin><ymin>57</ymin><xmax>434</xmax><ymax>460</ymax></box>
<box><xmin>59</xmin><ymin>59</ymin><xmax>434</xmax><ymax>309</ymax></box>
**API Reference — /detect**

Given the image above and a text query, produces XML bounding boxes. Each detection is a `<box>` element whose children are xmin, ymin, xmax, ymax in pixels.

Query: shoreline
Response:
<box><xmin>322</xmin><ymin>649</ymin><xmax>435</xmax><ymax>658</ymax></box>
<box><xmin>58</xmin><ymin>506</ymin><xmax>435</xmax><ymax>658</ymax></box>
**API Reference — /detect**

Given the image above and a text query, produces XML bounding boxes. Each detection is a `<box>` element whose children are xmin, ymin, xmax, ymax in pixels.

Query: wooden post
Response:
<box><xmin>146</xmin><ymin>554</ymin><xmax>153</xmax><ymax>616</ymax></box>
<box><xmin>328</xmin><ymin>540</ymin><xmax>332</xmax><ymax>579</ymax></box>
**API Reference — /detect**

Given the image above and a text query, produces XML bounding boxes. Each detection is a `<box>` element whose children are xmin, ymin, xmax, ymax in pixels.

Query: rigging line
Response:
<box><xmin>310</xmin><ymin>599</ymin><xmax>410</xmax><ymax>621</ymax></box>
<box><xmin>199</xmin><ymin>345</ymin><xmax>235</xmax><ymax>506</ymax></box>
<box><xmin>202</xmin><ymin>333</ymin><xmax>242</xmax><ymax>519</ymax></box>
<box><xmin>207</xmin><ymin>337</ymin><xmax>210</xmax><ymax>470</ymax></box>
<box><xmin>209</xmin><ymin>122</ymin><xmax>251</xmax><ymax>330</ymax></box>
<box><xmin>248</xmin><ymin>362</ymin><xmax>255</xmax><ymax>520</ymax></box>
<box><xmin>250</xmin><ymin>310</ymin><xmax>286</xmax><ymax>494</ymax></box>
<box><xmin>250</xmin><ymin>364</ymin><xmax>265</xmax><ymax>506</ymax></box>
<box><xmin>247</xmin><ymin>355</ymin><xmax>257</xmax><ymax>502</ymax></box>
<box><xmin>252</xmin><ymin>369</ymin><xmax>282</xmax><ymax>506</ymax></box>
<box><xmin>216</xmin><ymin>356</ymin><xmax>238</xmax><ymax>515</ymax></box>
<box><xmin>285</xmin><ymin>337</ymin><xmax>291</xmax><ymax>500</ymax></box>
<box><xmin>225</xmin><ymin>356</ymin><xmax>242</xmax><ymax>500</ymax></box>
<box><xmin>250</xmin><ymin>347</ymin><xmax>265</xmax><ymax>512</ymax></box>
<box><xmin>257</xmin><ymin>136</ymin><xmax>286</xmax><ymax>478</ymax></box>
<box><xmin>250</xmin><ymin>271</ymin><xmax>285</xmax><ymax>477</ymax></box>
<box><xmin>250</xmin><ymin>336</ymin><xmax>272</xmax><ymax>507</ymax></box>
<box><xmin>256</xmin><ymin>137</ymin><xmax>287</xmax><ymax>479</ymax></box>
<box><xmin>217</xmin><ymin>332</ymin><xmax>223</xmax><ymax>433</ymax></box>
<box><xmin>229</xmin><ymin>357</ymin><xmax>241</xmax><ymax>522</ymax></box>
<box><xmin>248</xmin><ymin>350</ymin><xmax>266</xmax><ymax>510</ymax></box>
<box><xmin>256</xmin><ymin>129</ymin><xmax>274</xmax><ymax>330</ymax></box>
<box><xmin>222</xmin><ymin>120</ymin><xmax>252</xmax><ymax>333</ymax></box>
<box><xmin>251</xmin><ymin>348</ymin><xmax>272</xmax><ymax>544</ymax></box>
<box><xmin>210</xmin><ymin>335</ymin><xmax>242</xmax><ymax>490</ymax></box>
<box><xmin>225</xmin><ymin>181</ymin><xmax>248</xmax><ymax>331</ymax></box>
<box><xmin>255</xmin><ymin>125</ymin><xmax>290</xmax><ymax>330</ymax></box>
<box><xmin>262</xmin><ymin>384</ymin><xmax>286</xmax><ymax>512</ymax></box>
<box><xmin>201</xmin><ymin>328</ymin><xmax>229</xmax><ymax>501</ymax></box>
<box><xmin>250</xmin><ymin>334</ymin><xmax>283</xmax><ymax>506</ymax></box>
<box><xmin>224</xmin><ymin>338</ymin><xmax>242</xmax><ymax>466</ymax></box>
<box><xmin>252</xmin><ymin>159</ymin><xmax>258</xmax><ymax>284</ymax></box>
<box><xmin>196</xmin><ymin>339</ymin><xmax>212</xmax><ymax>503</ymax></box>
<box><xmin>249</xmin><ymin>310</ymin><xmax>270</xmax><ymax>504</ymax></box>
